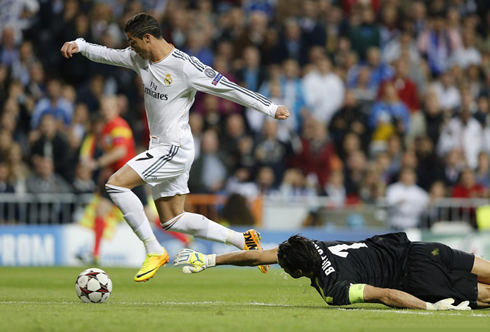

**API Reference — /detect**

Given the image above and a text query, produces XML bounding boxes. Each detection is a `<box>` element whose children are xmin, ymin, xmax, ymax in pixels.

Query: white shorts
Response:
<box><xmin>127</xmin><ymin>144</ymin><xmax>194</xmax><ymax>200</ymax></box>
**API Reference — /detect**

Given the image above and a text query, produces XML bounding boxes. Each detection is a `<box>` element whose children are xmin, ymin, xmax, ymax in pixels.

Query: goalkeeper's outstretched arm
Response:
<box><xmin>215</xmin><ymin>248</ymin><xmax>279</xmax><ymax>267</ymax></box>
<box><xmin>173</xmin><ymin>248</ymin><xmax>278</xmax><ymax>274</ymax></box>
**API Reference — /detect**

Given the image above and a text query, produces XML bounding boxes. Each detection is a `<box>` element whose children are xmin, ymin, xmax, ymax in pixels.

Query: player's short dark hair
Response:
<box><xmin>277</xmin><ymin>235</ymin><xmax>320</xmax><ymax>274</ymax></box>
<box><xmin>125</xmin><ymin>13</ymin><xmax>162</xmax><ymax>39</ymax></box>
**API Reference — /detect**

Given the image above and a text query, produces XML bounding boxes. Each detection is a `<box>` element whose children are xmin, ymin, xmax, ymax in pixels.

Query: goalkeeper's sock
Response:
<box><xmin>161</xmin><ymin>212</ymin><xmax>246</xmax><ymax>249</ymax></box>
<box><xmin>105</xmin><ymin>184</ymin><xmax>162</xmax><ymax>255</ymax></box>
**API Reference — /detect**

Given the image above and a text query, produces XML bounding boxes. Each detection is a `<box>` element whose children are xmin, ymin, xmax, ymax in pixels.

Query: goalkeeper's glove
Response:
<box><xmin>426</xmin><ymin>298</ymin><xmax>471</xmax><ymax>311</ymax></box>
<box><xmin>173</xmin><ymin>249</ymin><xmax>216</xmax><ymax>274</ymax></box>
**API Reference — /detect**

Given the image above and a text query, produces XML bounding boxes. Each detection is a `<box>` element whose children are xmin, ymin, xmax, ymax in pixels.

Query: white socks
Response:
<box><xmin>105</xmin><ymin>184</ymin><xmax>162</xmax><ymax>255</ymax></box>
<box><xmin>161</xmin><ymin>212</ymin><xmax>245</xmax><ymax>249</ymax></box>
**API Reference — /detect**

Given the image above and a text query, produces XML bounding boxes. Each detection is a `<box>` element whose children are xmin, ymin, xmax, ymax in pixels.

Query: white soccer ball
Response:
<box><xmin>75</xmin><ymin>268</ymin><xmax>112</xmax><ymax>303</ymax></box>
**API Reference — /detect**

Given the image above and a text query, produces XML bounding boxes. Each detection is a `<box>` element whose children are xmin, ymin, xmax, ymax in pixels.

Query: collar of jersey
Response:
<box><xmin>152</xmin><ymin>46</ymin><xmax>176</xmax><ymax>64</ymax></box>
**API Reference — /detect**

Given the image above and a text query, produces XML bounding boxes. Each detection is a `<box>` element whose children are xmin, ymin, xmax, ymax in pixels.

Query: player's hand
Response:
<box><xmin>60</xmin><ymin>41</ymin><xmax>79</xmax><ymax>59</ymax></box>
<box><xmin>173</xmin><ymin>249</ymin><xmax>216</xmax><ymax>274</ymax></box>
<box><xmin>81</xmin><ymin>158</ymin><xmax>98</xmax><ymax>171</ymax></box>
<box><xmin>274</xmin><ymin>105</ymin><xmax>290</xmax><ymax>120</ymax></box>
<box><xmin>426</xmin><ymin>298</ymin><xmax>471</xmax><ymax>311</ymax></box>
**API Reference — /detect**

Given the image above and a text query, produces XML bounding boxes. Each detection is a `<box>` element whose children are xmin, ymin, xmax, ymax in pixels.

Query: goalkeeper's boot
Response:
<box><xmin>134</xmin><ymin>247</ymin><xmax>169</xmax><ymax>282</ymax></box>
<box><xmin>243</xmin><ymin>229</ymin><xmax>269</xmax><ymax>274</ymax></box>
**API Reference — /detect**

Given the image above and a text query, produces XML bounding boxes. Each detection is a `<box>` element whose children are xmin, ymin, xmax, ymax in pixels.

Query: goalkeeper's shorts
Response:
<box><xmin>403</xmin><ymin>242</ymin><xmax>478</xmax><ymax>309</ymax></box>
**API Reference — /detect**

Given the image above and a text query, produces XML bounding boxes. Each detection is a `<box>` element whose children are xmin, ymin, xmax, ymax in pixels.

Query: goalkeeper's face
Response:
<box><xmin>126</xmin><ymin>32</ymin><xmax>151</xmax><ymax>60</ymax></box>
<box><xmin>278</xmin><ymin>258</ymin><xmax>303</xmax><ymax>279</ymax></box>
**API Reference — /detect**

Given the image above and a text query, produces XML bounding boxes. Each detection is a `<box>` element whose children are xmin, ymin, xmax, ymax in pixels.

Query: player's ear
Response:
<box><xmin>143</xmin><ymin>33</ymin><xmax>151</xmax><ymax>43</ymax></box>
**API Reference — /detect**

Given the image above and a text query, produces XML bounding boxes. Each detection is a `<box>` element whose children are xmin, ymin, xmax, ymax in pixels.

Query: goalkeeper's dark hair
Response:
<box><xmin>125</xmin><ymin>13</ymin><xmax>162</xmax><ymax>39</ymax></box>
<box><xmin>277</xmin><ymin>235</ymin><xmax>320</xmax><ymax>274</ymax></box>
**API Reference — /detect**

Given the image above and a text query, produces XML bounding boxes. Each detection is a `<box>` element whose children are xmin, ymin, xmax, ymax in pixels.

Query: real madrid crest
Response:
<box><xmin>164</xmin><ymin>73</ymin><xmax>173</xmax><ymax>86</ymax></box>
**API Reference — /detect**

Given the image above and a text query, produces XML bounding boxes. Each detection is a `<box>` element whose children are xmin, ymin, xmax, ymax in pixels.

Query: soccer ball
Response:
<box><xmin>75</xmin><ymin>268</ymin><xmax>112</xmax><ymax>303</ymax></box>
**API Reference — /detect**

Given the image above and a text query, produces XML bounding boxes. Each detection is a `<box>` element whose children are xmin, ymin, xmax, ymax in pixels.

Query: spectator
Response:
<box><xmin>359</xmin><ymin>163</ymin><xmax>386</xmax><ymax>204</ymax></box>
<box><xmin>303</xmin><ymin>56</ymin><xmax>345</xmax><ymax>125</ymax></box>
<box><xmin>234</xmin><ymin>11</ymin><xmax>268</xmax><ymax>58</ymax></box>
<box><xmin>379</xmin><ymin>5</ymin><xmax>400</xmax><ymax>50</ymax></box>
<box><xmin>452</xmin><ymin>168</ymin><xmax>488</xmax><ymax>198</ymax></box>
<box><xmin>27</xmin><ymin>62</ymin><xmax>46</xmax><ymax>102</ymax></box>
<box><xmin>31</xmin><ymin>114</ymin><xmax>70</xmax><ymax>181</ymax></box>
<box><xmin>449</xmin><ymin>28</ymin><xmax>481</xmax><ymax>70</ymax></box>
<box><xmin>382</xmin><ymin>31</ymin><xmax>420</xmax><ymax>65</ymax></box>
<box><xmin>0</xmin><ymin>131</ymin><xmax>14</xmax><ymax>160</ymax></box>
<box><xmin>26</xmin><ymin>157</ymin><xmax>72</xmax><ymax>194</ymax></box>
<box><xmin>414</xmin><ymin>136</ymin><xmax>445</xmax><ymax>191</ymax></box>
<box><xmin>254</xmin><ymin>120</ymin><xmax>291</xmax><ymax>182</ymax></box>
<box><xmin>349</xmin><ymin>7</ymin><xmax>381</xmax><ymax>60</ymax></box>
<box><xmin>443</xmin><ymin>149</ymin><xmax>464</xmax><ymax>188</ymax></box>
<box><xmin>475</xmin><ymin>152</ymin><xmax>490</xmax><ymax>188</ymax></box>
<box><xmin>369</xmin><ymin>82</ymin><xmax>410</xmax><ymax>146</ymax></box>
<box><xmin>423</xmin><ymin>181</ymin><xmax>447</xmax><ymax>228</ymax></box>
<box><xmin>290</xmin><ymin>119</ymin><xmax>342</xmax><ymax>188</ymax></box>
<box><xmin>225</xmin><ymin>167</ymin><xmax>259</xmax><ymax>201</ymax></box>
<box><xmin>7</xmin><ymin>142</ymin><xmax>30</xmax><ymax>194</ymax></box>
<box><xmin>0</xmin><ymin>162</ymin><xmax>14</xmax><ymax>194</ymax></box>
<box><xmin>189</xmin><ymin>129</ymin><xmax>229</xmax><ymax>193</ymax></box>
<box><xmin>0</xmin><ymin>27</ymin><xmax>19</xmax><ymax>68</ymax></box>
<box><xmin>73</xmin><ymin>162</ymin><xmax>96</xmax><ymax>194</ymax></box>
<box><xmin>31</xmin><ymin>78</ymin><xmax>74</xmax><ymax>128</ymax></box>
<box><xmin>350</xmin><ymin>66</ymin><xmax>377</xmax><ymax>110</ymax></box>
<box><xmin>329</xmin><ymin>90</ymin><xmax>370</xmax><ymax>155</ymax></box>
<box><xmin>220</xmin><ymin>114</ymin><xmax>247</xmax><ymax>166</ymax></box>
<box><xmin>378</xmin><ymin>58</ymin><xmax>420</xmax><ymax>113</ymax></box>
<box><xmin>278</xmin><ymin>168</ymin><xmax>317</xmax><ymax>198</ymax></box>
<box><xmin>11</xmin><ymin>41</ymin><xmax>37</xmax><ymax>86</ymax></box>
<box><xmin>76</xmin><ymin>75</ymin><xmax>104</xmax><ymax>113</ymax></box>
<box><xmin>324</xmin><ymin>170</ymin><xmax>346</xmax><ymax>207</ymax></box>
<box><xmin>386</xmin><ymin>167</ymin><xmax>429</xmax><ymax>230</ymax></box>
<box><xmin>344</xmin><ymin>150</ymin><xmax>367</xmax><ymax>197</ymax></box>
<box><xmin>348</xmin><ymin>47</ymin><xmax>394</xmax><ymax>95</ymax></box>
<box><xmin>417</xmin><ymin>13</ymin><xmax>462</xmax><ymax>76</ymax></box>
<box><xmin>422</xmin><ymin>89</ymin><xmax>445</xmax><ymax>145</ymax></box>
<box><xmin>258</xmin><ymin>59</ymin><xmax>307</xmax><ymax>137</ymax></box>
<box><xmin>189</xmin><ymin>112</ymin><xmax>204</xmax><ymax>160</ymax></box>
<box><xmin>437</xmin><ymin>109</ymin><xmax>484</xmax><ymax>169</ymax></box>
<box><xmin>299</xmin><ymin>0</ymin><xmax>326</xmax><ymax>53</ymax></box>
<box><xmin>255</xmin><ymin>166</ymin><xmax>278</xmax><ymax>195</ymax></box>
<box><xmin>272</xmin><ymin>18</ymin><xmax>307</xmax><ymax>65</ymax></box>
<box><xmin>182</xmin><ymin>30</ymin><xmax>214</xmax><ymax>66</ymax></box>
<box><xmin>236</xmin><ymin>46</ymin><xmax>267</xmax><ymax>93</ymax></box>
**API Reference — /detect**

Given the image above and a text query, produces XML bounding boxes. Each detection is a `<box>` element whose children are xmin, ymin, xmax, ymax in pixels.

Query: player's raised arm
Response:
<box><xmin>60</xmin><ymin>38</ymin><xmax>137</xmax><ymax>70</ymax></box>
<box><xmin>182</xmin><ymin>57</ymin><xmax>289</xmax><ymax>120</ymax></box>
<box><xmin>174</xmin><ymin>248</ymin><xmax>278</xmax><ymax>274</ymax></box>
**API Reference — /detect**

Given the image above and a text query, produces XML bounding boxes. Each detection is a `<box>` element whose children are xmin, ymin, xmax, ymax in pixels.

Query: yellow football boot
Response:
<box><xmin>134</xmin><ymin>248</ymin><xmax>169</xmax><ymax>282</ymax></box>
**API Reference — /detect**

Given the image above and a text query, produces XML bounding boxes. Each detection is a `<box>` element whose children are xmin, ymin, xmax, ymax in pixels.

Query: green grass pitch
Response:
<box><xmin>0</xmin><ymin>267</ymin><xmax>488</xmax><ymax>332</ymax></box>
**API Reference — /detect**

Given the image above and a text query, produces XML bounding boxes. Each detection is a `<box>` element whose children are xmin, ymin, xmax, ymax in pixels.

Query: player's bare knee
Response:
<box><xmin>106</xmin><ymin>172</ymin><xmax>124</xmax><ymax>187</ymax></box>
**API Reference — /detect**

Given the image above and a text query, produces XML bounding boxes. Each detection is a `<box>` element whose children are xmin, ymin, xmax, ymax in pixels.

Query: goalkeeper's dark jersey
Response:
<box><xmin>310</xmin><ymin>232</ymin><xmax>412</xmax><ymax>305</ymax></box>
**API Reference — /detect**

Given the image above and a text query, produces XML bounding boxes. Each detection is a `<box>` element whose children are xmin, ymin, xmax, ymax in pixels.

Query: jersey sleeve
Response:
<box><xmin>110</xmin><ymin>125</ymin><xmax>133</xmax><ymax>147</ymax></box>
<box><xmin>183</xmin><ymin>58</ymin><xmax>278</xmax><ymax>118</ymax></box>
<box><xmin>323</xmin><ymin>281</ymin><xmax>366</xmax><ymax>305</ymax></box>
<box><xmin>74</xmin><ymin>38</ymin><xmax>138</xmax><ymax>71</ymax></box>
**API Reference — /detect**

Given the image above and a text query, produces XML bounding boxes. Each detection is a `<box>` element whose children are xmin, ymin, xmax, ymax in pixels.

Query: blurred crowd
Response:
<box><xmin>1</xmin><ymin>0</ymin><xmax>490</xmax><ymax>228</ymax></box>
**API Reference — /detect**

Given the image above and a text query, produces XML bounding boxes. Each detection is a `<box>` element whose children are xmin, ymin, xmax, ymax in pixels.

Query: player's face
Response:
<box><xmin>126</xmin><ymin>32</ymin><xmax>151</xmax><ymax>59</ymax></box>
<box><xmin>278</xmin><ymin>258</ymin><xmax>303</xmax><ymax>279</ymax></box>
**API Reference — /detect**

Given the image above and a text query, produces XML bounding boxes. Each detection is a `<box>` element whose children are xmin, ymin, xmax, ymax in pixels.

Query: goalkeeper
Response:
<box><xmin>174</xmin><ymin>232</ymin><xmax>490</xmax><ymax>310</ymax></box>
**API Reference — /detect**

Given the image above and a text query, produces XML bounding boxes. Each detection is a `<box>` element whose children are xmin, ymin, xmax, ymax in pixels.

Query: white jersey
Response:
<box><xmin>74</xmin><ymin>38</ymin><xmax>278</xmax><ymax>149</ymax></box>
